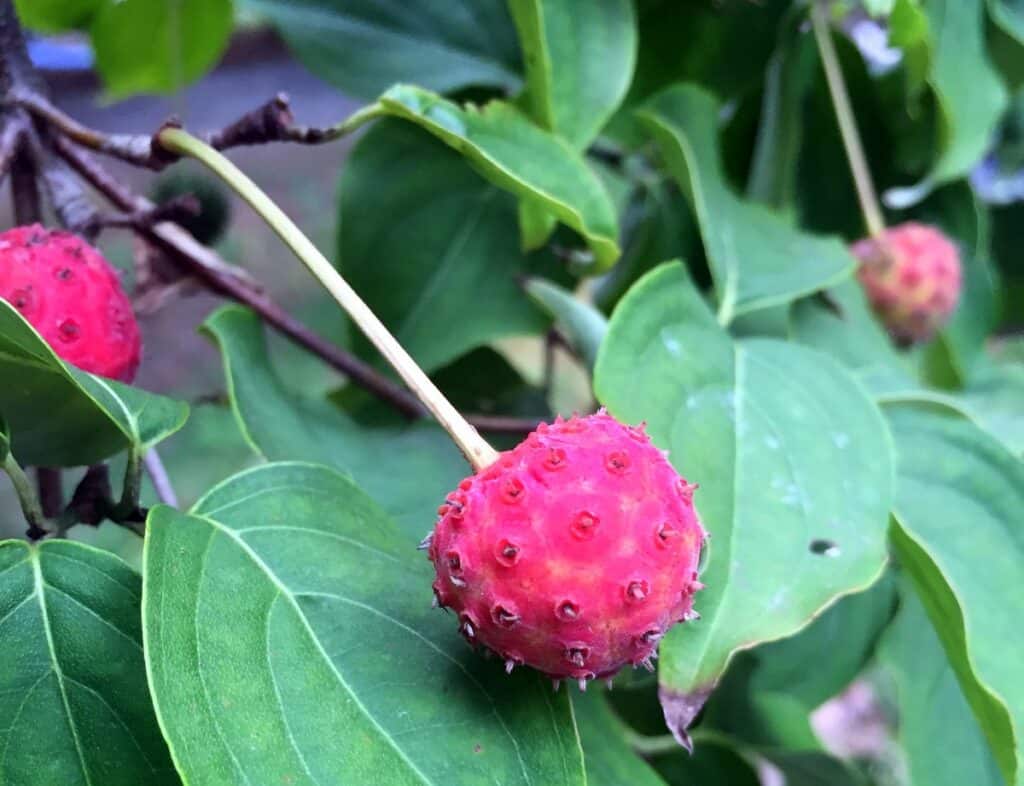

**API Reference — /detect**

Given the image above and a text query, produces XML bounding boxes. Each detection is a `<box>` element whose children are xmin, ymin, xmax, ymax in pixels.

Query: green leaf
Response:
<box><xmin>0</xmin><ymin>413</ymin><xmax>8</xmax><ymax>462</ymax></box>
<box><xmin>12</xmin><ymin>0</ymin><xmax>99</xmax><ymax>32</ymax></box>
<box><xmin>649</xmin><ymin>739</ymin><xmax>760</xmax><ymax>786</ymax></box>
<box><xmin>747</xmin><ymin>17</ymin><xmax>817</xmax><ymax>212</ymax></box>
<box><xmin>762</xmin><ymin>751</ymin><xmax>867</xmax><ymax>786</ymax></box>
<box><xmin>246</xmin><ymin>0</ymin><xmax>521</xmax><ymax>100</ymax></box>
<box><xmin>377</xmin><ymin>85</ymin><xmax>620</xmax><ymax>272</ymax></box>
<box><xmin>988</xmin><ymin>0</ymin><xmax>1024</xmax><ymax>52</ymax></box>
<box><xmin>707</xmin><ymin>574</ymin><xmax>896</xmax><ymax>749</ymax></box>
<box><xmin>523</xmin><ymin>278</ymin><xmax>607</xmax><ymax>373</ymax></box>
<box><xmin>884</xmin><ymin>0</ymin><xmax>1008</xmax><ymax>207</ymax></box>
<box><xmin>574</xmin><ymin>692</ymin><xmax>668</xmax><ymax>786</ymax></box>
<box><xmin>957</xmin><ymin>360</ymin><xmax>1024</xmax><ymax>455</ymax></box>
<box><xmin>593</xmin><ymin>263</ymin><xmax>892</xmax><ymax>741</ymax></box>
<box><xmin>889</xmin><ymin>0</ymin><xmax>932</xmax><ymax>103</ymax></box>
<box><xmin>880</xmin><ymin>578</ymin><xmax>1004</xmax><ymax>786</ymax></box>
<box><xmin>789</xmin><ymin>280</ymin><xmax>915</xmax><ymax>390</ymax></box>
<box><xmin>143</xmin><ymin>462</ymin><xmax>586</xmax><ymax>786</ymax></box>
<box><xmin>638</xmin><ymin>85</ymin><xmax>855</xmax><ymax>322</ymax></box>
<box><xmin>593</xmin><ymin>181</ymin><xmax>700</xmax><ymax>312</ymax></box>
<box><xmin>202</xmin><ymin>305</ymin><xmax>466</xmax><ymax>538</ymax></box>
<box><xmin>604</xmin><ymin>0</ymin><xmax>788</xmax><ymax>148</ymax></box>
<box><xmin>0</xmin><ymin>300</ymin><xmax>188</xmax><ymax>467</ymax></box>
<box><xmin>339</xmin><ymin>120</ymin><xmax>558</xmax><ymax>373</ymax></box>
<box><xmin>885</xmin><ymin>406</ymin><xmax>1022</xmax><ymax>786</ymax></box>
<box><xmin>509</xmin><ymin>0</ymin><xmax>636</xmax><ymax>148</ymax></box>
<box><xmin>0</xmin><ymin>540</ymin><xmax>176</xmax><ymax>785</ymax></box>
<box><xmin>89</xmin><ymin>0</ymin><xmax>234</xmax><ymax>99</ymax></box>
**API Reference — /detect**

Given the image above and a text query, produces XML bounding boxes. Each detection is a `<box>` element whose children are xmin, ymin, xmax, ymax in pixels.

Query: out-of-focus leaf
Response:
<box><xmin>593</xmin><ymin>181</ymin><xmax>701</xmax><ymax>312</ymax></box>
<box><xmin>885</xmin><ymin>406</ymin><xmax>1022</xmax><ymax>786</ymax></box>
<box><xmin>880</xmin><ymin>578</ymin><xmax>1004</xmax><ymax>786</ymax></box>
<box><xmin>376</xmin><ymin>85</ymin><xmax>620</xmax><ymax>272</ymax></box>
<box><xmin>510</xmin><ymin>0</ymin><xmax>635</xmax><ymax>149</ymax></box>
<box><xmin>0</xmin><ymin>300</ymin><xmax>188</xmax><ymax>467</ymax></box>
<box><xmin>0</xmin><ymin>540</ymin><xmax>177</xmax><ymax>785</ymax></box>
<box><xmin>595</xmin><ymin>263</ymin><xmax>892</xmax><ymax>744</ymax></box>
<box><xmin>605</xmin><ymin>0</ymin><xmax>788</xmax><ymax>147</ymax></box>
<box><xmin>747</xmin><ymin>16</ymin><xmax>817</xmax><ymax>212</ymax></box>
<box><xmin>144</xmin><ymin>462</ymin><xmax>587</xmax><ymax>786</ymax></box>
<box><xmin>90</xmin><ymin>0</ymin><xmax>233</xmax><ymax>99</ymax></box>
<box><xmin>884</xmin><ymin>0</ymin><xmax>1008</xmax><ymax>207</ymax></box>
<box><xmin>203</xmin><ymin>306</ymin><xmax>466</xmax><ymax>539</ymax></box>
<box><xmin>523</xmin><ymin>278</ymin><xmax>607</xmax><ymax>372</ymax></box>
<box><xmin>639</xmin><ymin>85</ymin><xmax>855</xmax><ymax>322</ymax></box>
<box><xmin>339</xmin><ymin>120</ymin><xmax>559</xmax><ymax>373</ymax></box>
<box><xmin>13</xmin><ymin>0</ymin><xmax>98</xmax><ymax>31</ymax></box>
<box><xmin>956</xmin><ymin>359</ymin><xmax>1024</xmax><ymax>455</ymax></box>
<box><xmin>705</xmin><ymin>575</ymin><xmax>897</xmax><ymax>749</ymax></box>
<box><xmin>245</xmin><ymin>0</ymin><xmax>521</xmax><ymax>99</ymax></box>
<box><xmin>574</xmin><ymin>691</ymin><xmax>668</xmax><ymax>786</ymax></box>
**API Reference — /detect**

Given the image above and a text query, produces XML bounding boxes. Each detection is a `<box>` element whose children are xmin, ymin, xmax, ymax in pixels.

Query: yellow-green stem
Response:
<box><xmin>157</xmin><ymin>126</ymin><xmax>499</xmax><ymax>471</ymax></box>
<box><xmin>810</xmin><ymin>2</ymin><xmax>887</xmax><ymax>239</ymax></box>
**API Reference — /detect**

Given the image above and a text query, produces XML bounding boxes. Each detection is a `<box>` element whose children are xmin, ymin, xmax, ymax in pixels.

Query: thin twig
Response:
<box><xmin>158</xmin><ymin>127</ymin><xmax>500</xmax><ymax>470</ymax></box>
<box><xmin>8</xmin><ymin>88</ymin><xmax>383</xmax><ymax>169</ymax></box>
<box><xmin>143</xmin><ymin>448</ymin><xmax>178</xmax><ymax>507</ymax></box>
<box><xmin>810</xmin><ymin>2</ymin><xmax>886</xmax><ymax>238</ymax></box>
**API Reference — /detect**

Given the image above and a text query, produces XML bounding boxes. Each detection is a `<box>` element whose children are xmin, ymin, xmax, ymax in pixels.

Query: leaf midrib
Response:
<box><xmin>192</xmin><ymin>511</ymin><xmax>534</xmax><ymax>786</ymax></box>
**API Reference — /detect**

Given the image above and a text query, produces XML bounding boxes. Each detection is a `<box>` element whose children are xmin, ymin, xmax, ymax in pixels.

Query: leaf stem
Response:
<box><xmin>114</xmin><ymin>446</ymin><xmax>143</xmax><ymax>520</ymax></box>
<box><xmin>810</xmin><ymin>2</ymin><xmax>886</xmax><ymax>238</ymax></box>
<box><xmin>2</xmin><ymin>453</ymin><xmax>47</xmax><ymax>539</ymax></box>
<box><xmin>156</xmin><ymin>127</ymin><xmax>500</xmax><ymax>471</ymax></box>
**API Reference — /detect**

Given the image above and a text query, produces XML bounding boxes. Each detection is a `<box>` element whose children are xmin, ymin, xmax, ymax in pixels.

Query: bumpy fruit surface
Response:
<box><xmin>427</xmin><ymin>410</ymin><xmax>706</xmax><ymax>684</ymax></box>
<box><xmin>0</xmin><ymin>224</ymin><xmax>141</xmax><ymax>382</ymax></box>
<box><xmin>851</xmin><ymin>222</ymin><xmax>962</xmax><ymax>344</ymax></box>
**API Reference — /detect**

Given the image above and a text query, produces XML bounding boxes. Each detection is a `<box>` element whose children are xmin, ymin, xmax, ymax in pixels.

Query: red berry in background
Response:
<box><xmin>0</xmin><ymin>224</ymin><xmax>141</xmax><ymax>382</ymax></box>
<box><xmin>851</xmin><ymin>222</ymin><xmax>962</xmax><ymax>345</ymax></box>
<box><xmin>425</xmin><ymin>410</ymin><xmax>706</xmax><ymax>687</ymax></box>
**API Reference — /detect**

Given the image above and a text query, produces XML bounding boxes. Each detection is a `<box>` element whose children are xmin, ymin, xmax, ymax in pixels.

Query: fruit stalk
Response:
<box><xmin>810</xmin><ymin>2</ymin><xmax>887</xmax><ymax>239</ymax></box>
<box><xmin>156</xmin><ymin>127</ymin><xmax>500</xmax><ymax>471</ymax></box>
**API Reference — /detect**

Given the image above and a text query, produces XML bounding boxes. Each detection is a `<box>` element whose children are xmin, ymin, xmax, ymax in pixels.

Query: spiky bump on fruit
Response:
<box><xmin>0</xmin><ymin>224</ymin><xmax>141</xmax><ymax>382</ymax></box>
<box><xmin>851</xmin><ymin>222</ymin><xmax>962</xmax><ymax>344</ymax></box>
<box><xmin>427</xmin><ymin>409</ymin><xmax>706</xmax><ymax>684</ymax></box>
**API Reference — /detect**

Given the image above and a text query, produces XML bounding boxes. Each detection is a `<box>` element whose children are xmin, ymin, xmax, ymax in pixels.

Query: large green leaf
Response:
<box><xmin>339</xmin><ymin>120</ymin><xmax>557</xmax><ymax>373</ymax></box>
<box><xmin>0</xmin><ymin>300</ymin><xmax>188</xmax><ymax>467</ymax></box>
<box><xmin>143</xmin><ymin>462</ymin><xmax>586</xmax><ymax>786</ymax></box>
<box><xmin>885</xmin><ymin>406</ymin><xmax>1022</xmax><ymax>786</ymax></box>
<box><xmin>509</xmin><ymin>0</ymin><xmax>635</xmax><ymax>149</ymax></box>
<box><xmin>574</xmin><ymin>692</ymin><xmax>667</xmax><ymax>786</ymax></box>
<box><xmin>884</xmin><ymin>0</ymin><xmax>1008</xmax><ymax>207</ymax></box>
<box><xmin>246</xmin><ymin>0</ymin><xmax>521</xmax><ymax>100</ymax></box>
<box><xmin>0</xmin><ymin>540</ymin><xmax>176</xmax><ymax>785</ymax></box>
<box><xmin>880</xmin><ymin>578</ymin><xmax>1003</xmax><ymax>786</ymax></box>
<box><xmin>203</xmin><ymin>306</ymin><xmax>466</xmax><ymax>538</ymax></box>
<box><xmin>89</xmin><ymin>0</ymin><xmax>233</xmax><ymax>99</ymax></box>
<box><xmin>594</xmin><ymin>263</ymin><xmax>892</xmax><ymax>742</ymax></box>
<box><xmin>638</xmin><ymin>85</ymin><xmax>855</xmax><ymax>322</ymax></box>
<box><xmin>376</xmin><ymin>85</ymin><xmax>620</xmax><ymax>272</ymax></box>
